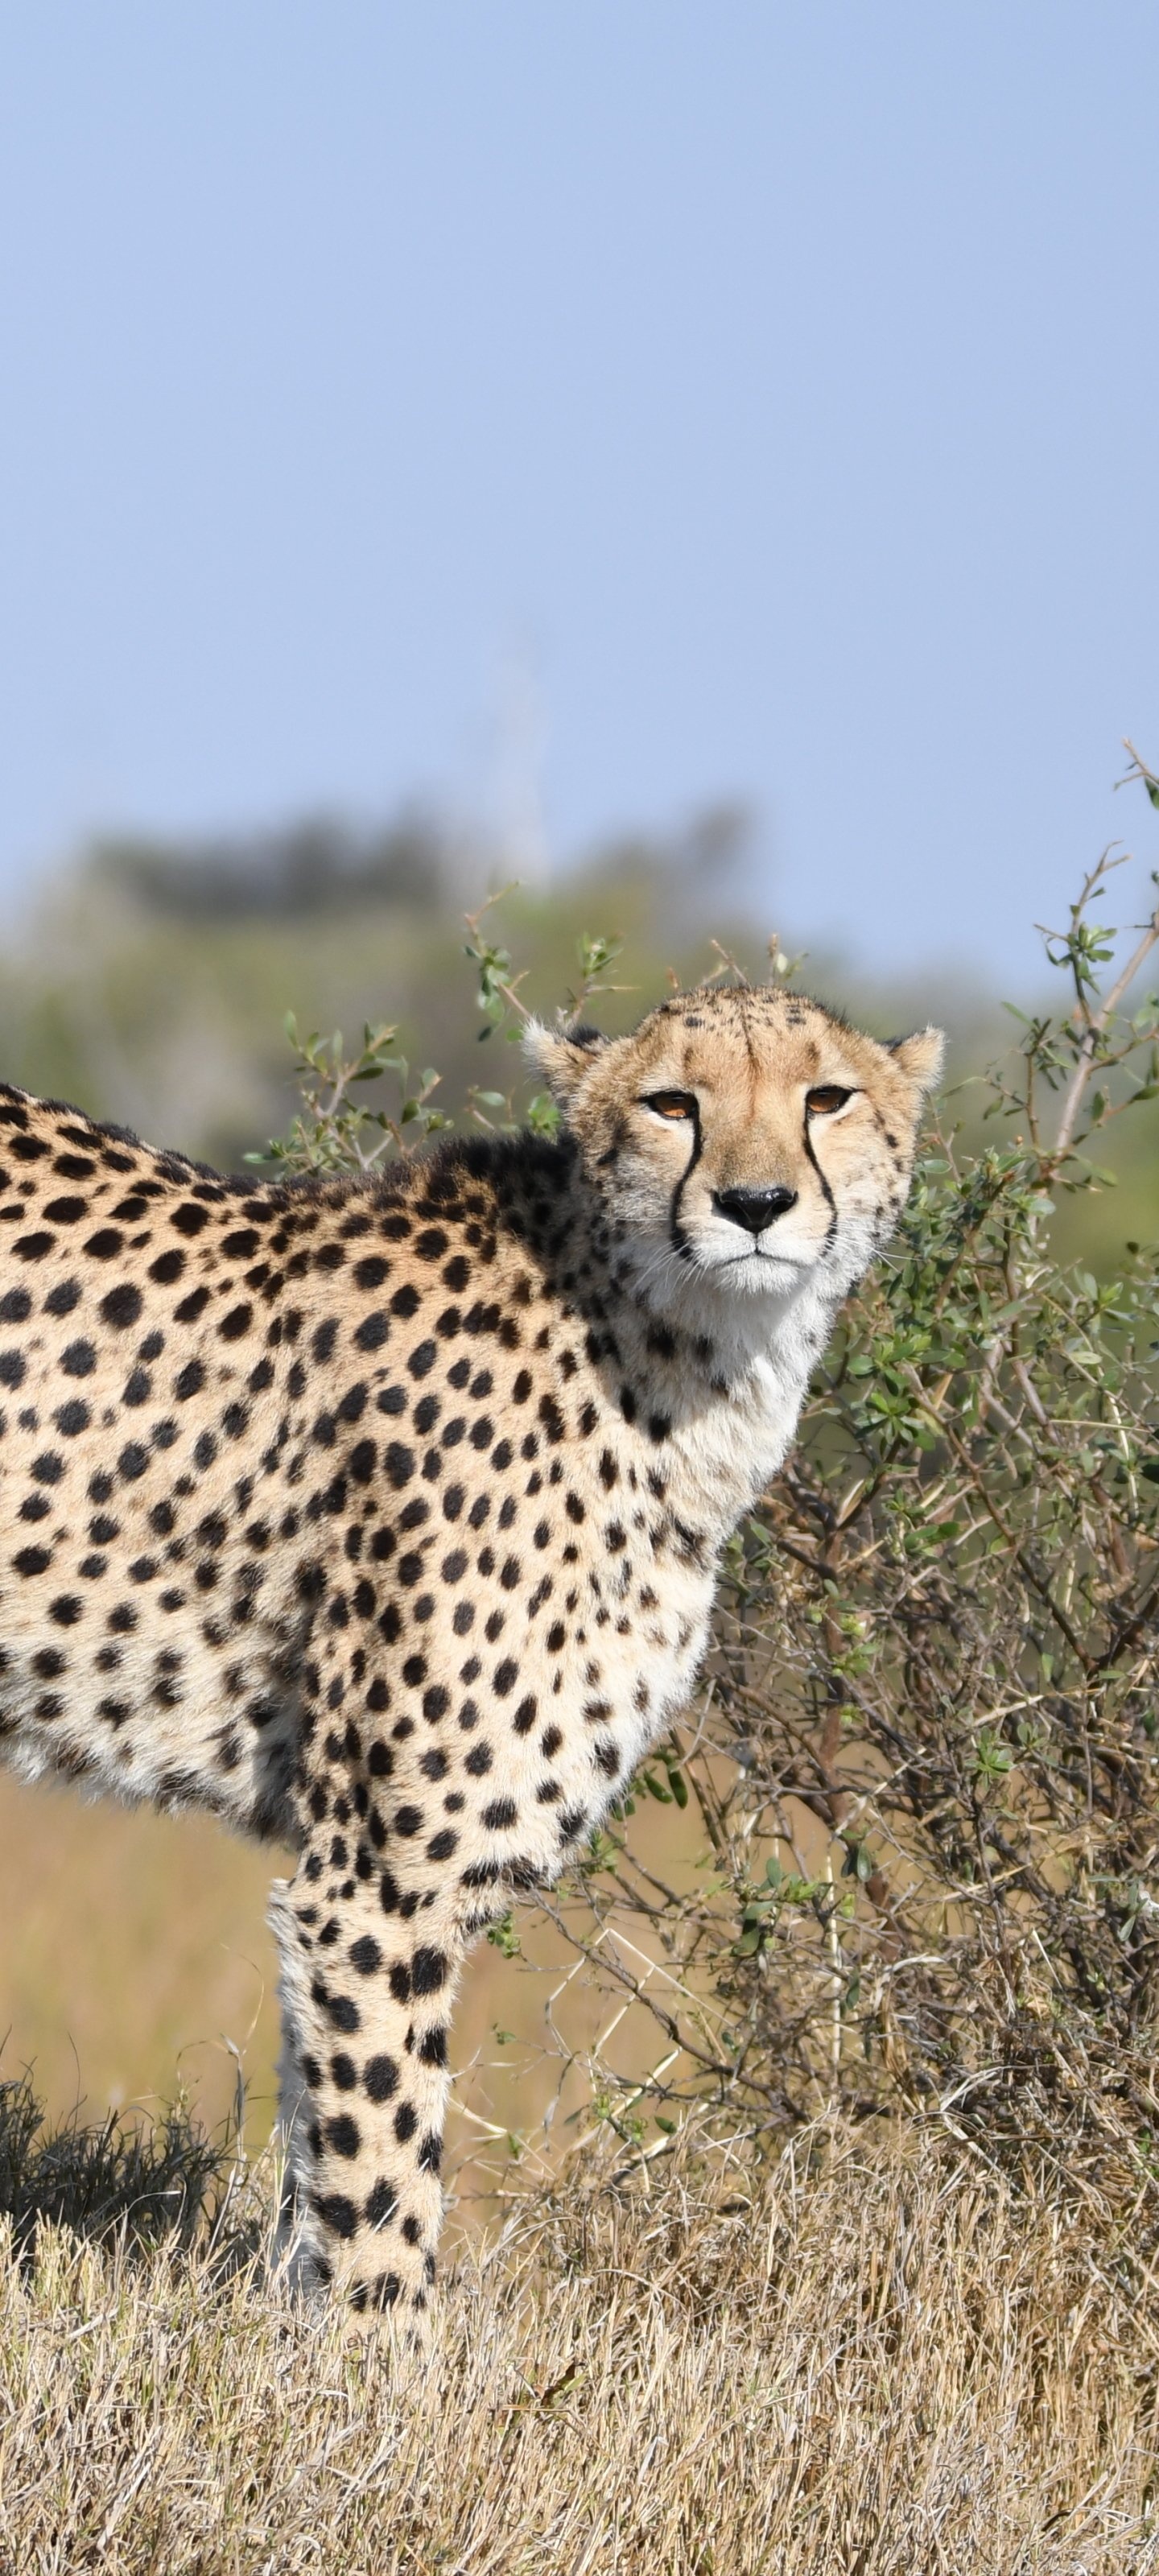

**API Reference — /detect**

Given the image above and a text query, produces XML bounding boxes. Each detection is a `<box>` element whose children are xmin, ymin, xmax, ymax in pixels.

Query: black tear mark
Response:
<box><xmin>802</xmin><ymin>1112</ymin><xmax>838</xmax><ymax>1253</ymax></box>
<box><xmin>667</xmin><ymin>1101</ymin><xmax>703</xmax><ymax>1261</ymax></box>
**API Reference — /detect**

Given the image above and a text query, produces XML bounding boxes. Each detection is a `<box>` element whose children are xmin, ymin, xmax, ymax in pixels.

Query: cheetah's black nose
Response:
<box><xmin>713</xmin><ymin>1184</ymin><xmax>798</xmax><ymax>1236</ymax></box>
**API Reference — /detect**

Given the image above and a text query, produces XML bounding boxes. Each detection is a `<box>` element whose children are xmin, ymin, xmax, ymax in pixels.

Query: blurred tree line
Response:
<box><xmin>1</xmin><ymin>795</ymin><xmax>1154</xmax><ymax>1268</ymax></box>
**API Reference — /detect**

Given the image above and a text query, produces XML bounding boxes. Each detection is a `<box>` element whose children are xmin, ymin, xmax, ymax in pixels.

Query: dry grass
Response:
<box><xmin>2</xmin><ymin>2116</ymin><xmax>1157</xmax><ymax>2575</ymax></box>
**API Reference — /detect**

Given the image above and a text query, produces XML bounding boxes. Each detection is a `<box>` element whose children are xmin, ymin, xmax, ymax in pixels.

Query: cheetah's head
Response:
<box><xmin>526</xmin><ymin>985</ymin><xmax>943</xmax><ymax>1309</ymax></box>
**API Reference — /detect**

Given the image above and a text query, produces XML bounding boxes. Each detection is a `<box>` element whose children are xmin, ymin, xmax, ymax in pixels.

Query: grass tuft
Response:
<box><xmin>1</xmin><ymin>2089</ymin><xmax>1157</xmax><ymax>2572</ymax></box>
<box><xmin>0</xmin><ymin>2068</ymin><xmax>250</xmax><ymax>2269</ymax></box>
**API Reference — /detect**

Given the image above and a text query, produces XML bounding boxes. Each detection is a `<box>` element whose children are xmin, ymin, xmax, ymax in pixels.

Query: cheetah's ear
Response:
<box><xmin>522</xmin><ymin>1018</ymin><xmax>608</xmax><ymax>1106</ymax></box>
<box><xmin>885</xmin><ymin>1026</ymin><xmax>945</xmax><ymax>1092</ymax></box>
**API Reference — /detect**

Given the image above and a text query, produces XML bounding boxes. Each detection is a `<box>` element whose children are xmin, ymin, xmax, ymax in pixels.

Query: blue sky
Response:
<box><xmin>0</xmin><ymin>3</ymin><xmax>1155</xmax><ymax>974</ymax></box>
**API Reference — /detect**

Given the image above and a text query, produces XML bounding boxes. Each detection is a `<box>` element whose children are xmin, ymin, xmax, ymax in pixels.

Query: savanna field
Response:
<box><xmin>2</xmin><ymin>778</ymin><xmax>1159</xmax><ymax>2573</ymax></box>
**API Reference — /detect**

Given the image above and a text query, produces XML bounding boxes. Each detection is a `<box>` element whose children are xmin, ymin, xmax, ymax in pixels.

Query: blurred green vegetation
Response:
<box><xmin>2</xmin><ymin>801</ymin><xmax>1154</xmax><ymax>1265</ymax></box>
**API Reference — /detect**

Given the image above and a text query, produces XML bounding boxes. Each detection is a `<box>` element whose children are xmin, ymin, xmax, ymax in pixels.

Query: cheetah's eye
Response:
<box><xmin>641</xmin><ymin>1092</ymin><xmax>697</xmax><ymax>1121</ymax></box>
<box><xmin>806</xmin><ymin>1085</ymin><xmax>854</xmax><ymax>1117</ymax></box>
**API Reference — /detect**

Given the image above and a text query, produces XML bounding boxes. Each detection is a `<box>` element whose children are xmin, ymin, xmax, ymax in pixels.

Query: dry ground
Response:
<box><xmin>2</xmin><ymin>2117</ymin><xmax>1157</xmax><ymax>2576</ymax></box>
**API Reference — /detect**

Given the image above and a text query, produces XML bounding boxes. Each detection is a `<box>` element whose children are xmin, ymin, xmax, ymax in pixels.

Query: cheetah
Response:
<box><xmin>0</xmin><ymin>982</ymin><xmax>941</xmax><ymax>2319</ymax></box>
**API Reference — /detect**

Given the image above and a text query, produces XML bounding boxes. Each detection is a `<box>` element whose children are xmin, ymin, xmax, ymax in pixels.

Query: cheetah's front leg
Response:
<box><xmin>269</xmin><ymin>1864</ymin><xmax>467</xmax><ymax>2322</ymax></box>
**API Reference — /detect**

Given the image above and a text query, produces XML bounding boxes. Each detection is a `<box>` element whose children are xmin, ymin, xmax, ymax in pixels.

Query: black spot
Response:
<box><xmin>0</xmin><ymin>1288</ymin><xmax>31</xmax><ymax>1322</ymax></box>
<box><xmin>149</xmin><ymin>1249</ymin><xmax>185</xmax><ymax>1286</ymax></box>
<box><xmin>171</xmin><ymin>1203</ymin><xmax>210</xmax><ymax>1236</ymax></box>
<box><xmin>84</xmin><ymin>1229</ymin><xmax>123</xmax><ymax>1261</ymax></box>
<box><xmin>100</xmin><ymin>1283</ymin><xmax>143</xmax><ymax>1329</ymax></box>
<box><xmin>482</xmin><ymin>1798</ymin><xmax>518</xmax><ymax>1829</ymax></box>
<box><xmin>12</xmin><ymin>1546</ymin><xmax>51</xmax><ymax>1576</ymax></box>
<box><xmin>328</xmin><ymin>2114</ymin><xmax>361</xmax><ymax>2158</ymax></box>
<box><xmin>393</xmin><ymin>2102</ymin><xmax>418</xmax><ymax>2144</ymax></box>
<box><xmin>365</xmin><ymin>2178</ymin><xmax>397</xmax><ymax>2228</ymax></box>
<box><xmin>218</xmin><ymin>1304</ymin><xmax>252</xmax><ymax>1341</ymax></box>
<box><xmin>60</xmin><ymin>1340</ymin><xmax>96</xmax><ymax>1379</ymax></box>
<box><xmin>54</xmin><ymin>1399</ymin><xmax>89</xmax><ymax>1437</ymax></box>
<box><xmin>175</xmin><ymin>1360</ymin><xmax>205</xmax><ymax>1401</ymax></box>
<box><xmin>313</xmin><ymin>2192</ymin><xmax>358</xmax><ymax>2240</ymax></box>
<box><xmin>364</xmin><ymin>2054</ymin><xmax>398</xmax><ymax>2102</ymax></box>
<box><xmin>44</xmin><ymin>1278</ymin><xmax>81</xmax><ymax>1317</ymax></box>
<box><xmin>349</xmin><ymin>1934</ymin><xmax>382</xmax><ymax>1975</ymax></box>
<box><xmin>320</xmin><ymin>1988</ymin><xmax>361</xmax><ymax>2036</ymax></box>
<box><xmin>118</xmin><ymin>1442</ymin><xmax>149</xmax><ymax>1481</ymax></box>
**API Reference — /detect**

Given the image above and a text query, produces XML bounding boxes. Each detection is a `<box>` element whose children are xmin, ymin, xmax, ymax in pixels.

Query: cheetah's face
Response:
<box><xmin>528</xmin><ymin>988</ymin><xmax>943</xmax><ymax>1304</ymax></box>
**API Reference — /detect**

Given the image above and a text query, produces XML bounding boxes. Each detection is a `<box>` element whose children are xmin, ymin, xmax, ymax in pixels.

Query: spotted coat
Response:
<box><xmin>0</xmin><ymin>984</ymin><xmax>942</xmax><ymax>2318</ymax></box>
